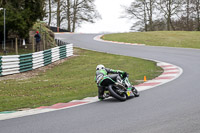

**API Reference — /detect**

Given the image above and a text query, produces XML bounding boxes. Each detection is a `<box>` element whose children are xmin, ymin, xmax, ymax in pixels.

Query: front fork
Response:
<box><xmin>124</xmin><ymin>77</ymin><xmax>132</xmax><ymax>90</ymax></box>
<box><xmin>116</xmin><ymin>76</ymin><xmax>134</xmax><ymax>97</ymax></box>
<box><xmin>123</xmin><ymin>77</ymin><xmax>136</xmax><ymax>97</ymax></box>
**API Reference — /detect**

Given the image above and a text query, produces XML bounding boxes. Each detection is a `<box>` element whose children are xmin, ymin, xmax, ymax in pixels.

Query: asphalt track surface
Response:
<box><xmin>1</xmin><ymin>33</ymin><xmax>200</xmax><ymax>133</ymax></box>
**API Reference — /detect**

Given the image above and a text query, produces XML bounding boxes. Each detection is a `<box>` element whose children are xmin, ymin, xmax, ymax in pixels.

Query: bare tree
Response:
<box><xmin>186</xmin><ymin>0</ymin><xmax>190</xmax><ymax>30</ymax></box>
<box><xmin>123</xmin><ymin>0</ymin><xmax>198</xmax><ymax>31</ymax></box>
<box><xmin>45</xmin><ymin>0</ymin><xmax>100</xmax><ymax>32</ymax></box>
<box><xmin>157</xmin><ymin>0</ymin><xmax>183</xmax><ymax>31</ymax></box>
<box><xmin>67</xmin><ymin>0</ymin><xmax>71</xmax><ymax>32</ymax></box>
<box><xmin>123</xmin><ymin>0</ymin><xmax>156</xmax><ymax>31</ymax></box>
<box><xmin>48</xmin><ymin>0</ymin><xmax>52</xmax><ymax>26</ymax></box>
<box><xmin>56</xmin><ymin>0</ymin><xmax>61</xmax><ymax>28</ymax></box>
<box><xmin>146</xmin><ymin>0</ymin><xmax>156</xmax><ymax>31</ymax></box>
<box><xmin>123</xmin><ymin>0</ymin><xmax>147</xmax><ymax>31</ymax></box>
<box><xmin>71</xmin><ymin>0</ymin><xmax>101</xmax><ymax>32</ymax></box>
<box><xmin>175</xmin><ymin>0</ymin><xmax>193</xmax><ymax>31</ymax></box>
<box><xmin>197</xmin><ymin>0</ymin><xmax>200</xmax><ymax>30</ymax></box>
<box><xmin>72</xmin><ymin>0</ymin><xmax>78</xmax><ymax>32</ymax></box>
<box><xmin>53</xmin><ymin>0</ymin><xmax>67</xmax><ymax>29</ymax></box>
<box><xmin>192</xmin><ymin>0</ymin><xmax>200</xmax><ymax>30</ymax></box>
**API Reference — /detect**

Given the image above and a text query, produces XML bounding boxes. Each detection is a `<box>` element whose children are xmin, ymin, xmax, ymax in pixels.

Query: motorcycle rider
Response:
<box><xmin>95</xmin><ymin>64</ymin><xmax>138</xmax><ymax>100</ymax></box>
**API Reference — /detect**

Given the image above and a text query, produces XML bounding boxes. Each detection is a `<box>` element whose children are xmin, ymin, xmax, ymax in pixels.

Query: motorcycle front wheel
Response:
<box><xmin>132</xmin><ymin>87</ymin><xmax>140</xmax><ymax>97</ymax></box>
<box><xmin>108</xmin><ymin>85</ymin><xmax>127</xmax><ymax>101</ymax></box>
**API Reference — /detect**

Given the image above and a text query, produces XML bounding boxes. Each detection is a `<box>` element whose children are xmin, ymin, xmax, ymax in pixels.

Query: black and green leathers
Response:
<box><xmin>95</xmin><ymin>68</ymin><xmax>125</xmax><ymax>99</ymax></box>
<box><xmin>95</xmin><ymin>68</ymin><xmax>124</xmax><ymax>86</ymax></box>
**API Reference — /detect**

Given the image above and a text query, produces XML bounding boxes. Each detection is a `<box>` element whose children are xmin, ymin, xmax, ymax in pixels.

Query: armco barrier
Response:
<box><xmin>0</xmin><ymin>43</ymin><xmax>73</xmax><ymax>77</ymax></box>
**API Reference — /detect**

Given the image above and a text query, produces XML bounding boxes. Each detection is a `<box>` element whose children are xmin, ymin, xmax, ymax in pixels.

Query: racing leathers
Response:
<box><xmin>95</xmin><ymin>68</ymin><xmax>125</xmax><ymax>100</ymax></box>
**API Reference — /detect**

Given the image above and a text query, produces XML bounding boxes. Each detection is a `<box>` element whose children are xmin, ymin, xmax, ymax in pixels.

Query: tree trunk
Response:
<box><xmin>167</xmin><ymin>0</ymin><xmax>172</xmax><ymax>31</ymax></box>
<box><xmin>48</xmin><ymin>0</ymin><xmax>51</xmax><ymax>26</ymax></box>
<box><xmin>167</xmin><ymin>15</ymin><xmax>170</xmax><ymax>30</ymax></box>
<box><xmin>143</xmin><ymin>0</ymin><xmax>147</xmax><ymax>31</ymax></box>
<box><xmin>170</xmin><ymin>18</ymin><xmax>175</xmax><ymax>30</ymax></box>
<box><xmin>67</xmin><ymin>0</ymin><xmax>71</xmax><ymax>32</ymax></box>
<box><xmin>186</xmin><ymin>0</ymin><xmax>190</xmax><ymax>31</ymax></box>
<box><xmin>57</xmin><ymin>0</ymin><xmax>61</xmax><ymax>28</ymax></box>
<box><xmin>149</xmin><ymin>0</ymin><xmax>153</xmax><ymax>31</ymax></box>
<box><xmin>72</xmin><ymin>0</ymin><xmax>78</xmax><ymax>32</ymax></box>
<box><xmin>197</xmin><ymin>0</ymin><xmax>200</xmax><ymax>31</ymax></box>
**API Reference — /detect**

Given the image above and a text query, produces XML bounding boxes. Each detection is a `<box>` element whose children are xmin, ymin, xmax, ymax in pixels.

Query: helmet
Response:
<box><xmin>96</xmin><ymin>64</ymin><xmax>105</xmax><ymax>70</ymax></box>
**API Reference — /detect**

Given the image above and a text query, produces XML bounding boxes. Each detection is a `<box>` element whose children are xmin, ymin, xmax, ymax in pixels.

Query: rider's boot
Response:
<box><xmin>98</xmin><ymin>86</ymin><xmax>105</xmax><ymax>100</ymax></box>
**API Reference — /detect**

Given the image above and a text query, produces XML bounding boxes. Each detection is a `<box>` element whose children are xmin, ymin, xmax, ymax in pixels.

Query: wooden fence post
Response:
<box><xmin>43</xmin><ymin>33</ymin><xmax>46</xmax><ymax>50</ymax></box>
<box><xmin>15</xmin><ymin>38</ymin><xmax>18</xmax><ymax>55</ymax></box>
<box><xmin>32</xmin><ymin>36</ymin><xmax>35</xmax><ymax>52</ymax></box>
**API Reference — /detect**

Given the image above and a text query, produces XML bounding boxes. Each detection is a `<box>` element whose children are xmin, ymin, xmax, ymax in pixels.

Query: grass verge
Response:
<box><xmin>0</xmin><ymin>48</ymin><xmax>163</xmax><ymax>112</ymax></box>
<box><xmin>102</xmin><ymin>31</ymin><xmax>200</xmax><ymax>49</ymax></box>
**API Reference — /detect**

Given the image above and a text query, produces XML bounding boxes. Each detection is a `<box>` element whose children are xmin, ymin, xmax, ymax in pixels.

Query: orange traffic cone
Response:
<box><xmin>144</xmin><ymin>76</ymin><xmax>147</xmax><ymax>82</ymax></box>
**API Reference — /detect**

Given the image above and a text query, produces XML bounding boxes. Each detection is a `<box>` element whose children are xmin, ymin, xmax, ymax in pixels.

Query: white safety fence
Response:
<box><xmin>0</xmin><ymin>43</ymin><xmax>73</xmax><ymax>76</ymax></box>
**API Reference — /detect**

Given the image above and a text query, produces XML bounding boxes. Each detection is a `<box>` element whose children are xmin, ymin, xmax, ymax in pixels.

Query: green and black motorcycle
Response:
<box><xmin>100</xmin><ymin>73</ymin><xmax>140</xmax><ymax>101</ymax></box>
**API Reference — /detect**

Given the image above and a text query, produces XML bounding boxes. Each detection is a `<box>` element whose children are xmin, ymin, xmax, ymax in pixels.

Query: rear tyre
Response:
<box><xmin>108</xmin><ymin>85</ymin><xmax>127</xmax><ymax>101</ymax></box>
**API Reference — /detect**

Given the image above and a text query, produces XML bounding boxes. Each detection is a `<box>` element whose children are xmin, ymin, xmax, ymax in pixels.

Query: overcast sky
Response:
<box><xmin>77</xmin><ymin>0</ymin><xmax>134</xmax><ymax>33</ymax></box>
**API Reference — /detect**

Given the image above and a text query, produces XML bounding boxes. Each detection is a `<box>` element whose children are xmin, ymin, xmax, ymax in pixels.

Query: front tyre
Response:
<box><xmin>132</xmin><ymin>87</ymin><xmax>140</xmax><ymax>97</ymax></box>
<box><xmin>108</xmin><ymin>85</ymin><xmax>127</xmax><ymax>101</ymax></box>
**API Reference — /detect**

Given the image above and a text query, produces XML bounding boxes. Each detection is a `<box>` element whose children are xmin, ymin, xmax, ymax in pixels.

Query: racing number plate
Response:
<box><xmin>126</xmin><ymin>91</ymin><xmax>133</xmax><ymax>96</ymax></box>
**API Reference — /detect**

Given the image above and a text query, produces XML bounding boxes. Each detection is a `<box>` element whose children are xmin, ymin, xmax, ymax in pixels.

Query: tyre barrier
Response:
<box><xmin>0</xmin><ymin>43</ymin><xmax>73</xmax><ymax>77</ymax></box>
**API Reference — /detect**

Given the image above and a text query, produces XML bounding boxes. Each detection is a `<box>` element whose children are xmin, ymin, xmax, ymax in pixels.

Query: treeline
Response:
<box><xmin>0</xmin><ymin>0</ymin><xmax>100</xmax><ymax>41</ymax></box>
<box><xmin>46</xmin><ymin>0</ymin><xmax>101</xmax><ymax>32</ymax></box>
<box><xmin>0</xmin><ymin>0</ymin><xmax>45</xmax><ymax>40</ymax></box>
<box><xmin>124</xmin><ymin>0</ymin><xmax>200</xmax><ymax>31</ymax></box>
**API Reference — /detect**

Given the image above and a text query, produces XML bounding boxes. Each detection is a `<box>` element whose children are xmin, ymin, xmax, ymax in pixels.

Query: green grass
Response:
<box><xmin>102</xmin><ymin>31</ymin><xmax>200</xmax><ymax>49</ymax></box>
<box><xmin>0</xmin><ymin>48</ymin><xmax>33</xmax><ymax>55</ymax></box>
<box><xmin>0</xmin><ymin>48</ymin><xmax>163</xmax><ymax>112</ymax></box>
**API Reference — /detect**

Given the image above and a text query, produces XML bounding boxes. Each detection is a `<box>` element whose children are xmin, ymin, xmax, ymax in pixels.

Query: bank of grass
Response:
<box><xmin>102</xmin><ymin>31</ymin><xmax>200</xmax><ymax>49</ymax></box>
<box><xmin>0</xmin><ymin>48</ymin><xmax>163</xmax><ymax>112</ymax></box>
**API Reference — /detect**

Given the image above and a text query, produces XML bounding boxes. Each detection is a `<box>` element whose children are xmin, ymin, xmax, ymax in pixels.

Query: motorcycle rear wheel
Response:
<box><xmin>108</xmin><ymin>85</ymin><xmax>127</xmax><ymax>101</ymax></box>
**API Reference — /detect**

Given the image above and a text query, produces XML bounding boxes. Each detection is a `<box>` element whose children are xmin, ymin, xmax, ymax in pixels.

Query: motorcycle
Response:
<box><xmin>100</xmin><ymin>73</ymin><xmax>139</xmax><ymax>101</ymax></box>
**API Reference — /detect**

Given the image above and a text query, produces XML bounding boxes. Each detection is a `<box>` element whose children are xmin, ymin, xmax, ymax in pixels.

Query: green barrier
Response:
<box><xmin>19</xmin><ymin>56</ymin><xmax>32</xmax><ymax>60</ymax></box>
<box><xmin>20</xmin><ymin>62</ymin><xmax>33</xmax><ymax>66</ymax></box>
<box><xmin>59</xmin><ymin>46</ymin><xmax>66</xmax><ymax>59</ymax></box>
<box><xmin>60</xmin><ymin>53</ymin><xmax>67</xmax><ymax>59</ymax></box>
<box><xmin>44</xmin><ymin>58</ymin><xmax>52</xmax><ymax>66</ymax></box>
<box><xmin>44</xmin><ymin>49</ymin><xmax>52</xmax><ymax>66</ymax></box>
<box><xmin>20</xmin><ymin>64</ymin><xmax>33</xmax><ymax>70</ymax></box>
<box><xmin>20</xmin><ymin>67</ymin><xmax>33</xmax><ymax>72</ymax></box>
<box><xmin>43</xmin><ymin>53</ymin><xmax>52</xmax><ymax>57</ymax></box>
<box><xmin>19</xmin><ymin>59</ymin><xmax>33</xmax><ymax>64</ymax></box>
<box><xmin>59</xmin><ymin>46</ymin><xmax>66</xmax><ymax>49</ymax></box>
<box><xmin>59</xmin><ymin>45</ymin><xmax>66</xmax><ymax>48</ymax></box>
<box><xmin>20</xmin><ymin>53</ymin><xmax>32</xmax><ymax>57</ymax></box>
<box><xmin>19</xmin><ymin>54</ymin><xmax>33</xmax><ymax>72</ymax></box>
<box><xmin>44</xmin><ymin>49</ymin><xmax>51</xmax><ymax>53</ymax></box>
